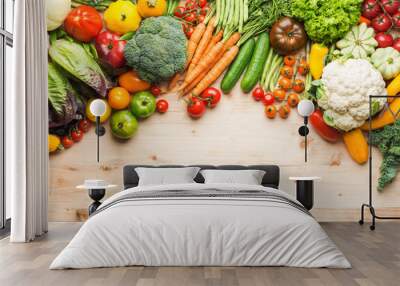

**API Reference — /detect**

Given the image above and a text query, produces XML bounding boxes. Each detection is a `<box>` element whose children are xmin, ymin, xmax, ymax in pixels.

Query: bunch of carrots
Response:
<box><xmin>170</xmin><ymin>17</ymin><xmax>241</xmax><ymax>98</ymax></box>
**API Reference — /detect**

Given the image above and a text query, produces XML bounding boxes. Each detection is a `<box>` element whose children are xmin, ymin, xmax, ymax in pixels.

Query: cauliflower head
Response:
<box><xmin>317</xmin><ymin>59</ymin><xmax>387</xmax><ymax>132</ymax></box>
<box><xmin>124</xmin><ymin>16</ymin><xmax>187</xmax><ymax>83</ymax></box>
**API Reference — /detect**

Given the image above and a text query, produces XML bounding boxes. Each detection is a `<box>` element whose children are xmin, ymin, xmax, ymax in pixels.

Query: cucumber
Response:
<box><xmin>220</xmin><ymin>38</ymin><xmax>255</xmax><ymax>94</ymax></box>
<box><xmin>240</xmin><ymin>33</ymin><xmax>270</xmax><ymax>93</ymax></box>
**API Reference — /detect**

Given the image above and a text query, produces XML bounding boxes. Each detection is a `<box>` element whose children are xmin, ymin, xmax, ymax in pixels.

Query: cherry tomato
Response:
<box><xmin>64</xmin><ymin>6</ymin><xmax>103</xmax><ymax>42</ymax></box>
<box><xmin>273</xmin><ymin>88</ymin><xmax>286</xmax><ymax>101</ymax></box>
<box><xmin>278</xmin><ymin>105</ymin><xmax>291</xmax><ymax>119</ymax></box>
<box><xmin>200</xmin><ymin>7</ymin><xmax>209</xmax><ymax>15</ymax></box>
<box><xmin>375</xmin><ymin>32</ymin><xmax>393</xmax><ymax>48</ymax></box>
<box><xmin>78</xmin><ymin>119</ymin><xmax>91</xmax><ymax>133</ymax></box>
<box><xmin>262</xmin><ymin>92</ymin><xmax>275</xmax><ymax>106</ymax></box>
<box><xmin>185</xmin><ymin>0</ymin><xmax>197</xmax><ymax>10</ymax></box>
<box><xmin>293</xmin><ymin>79</ymin><xmax>305</xmax><ymax>93</ymax></box>
<box><xmin>252</xmin><ymin>87</ymin><xmax>265</xmax><ymax>101</ymax></box>
<box><xmin>200</xmin><ymin>87</ymin><xmax>221</xmax><ymax>107</ymax></box>
<box><xmin>184</xmin><ymin>12</ymin><xmax>197</xmax><ymax>23</ymax></box>
<box><xmin>156</xmin><ymin>99</ymin><xmax>169</xmax><ymax>113</ymax></box>
<box><xmin>287</xmin><ymin>93</ymin><xmax>300</xmax><ymax>107</ymax></box>
<box><xmin>150</xmin><ymin>86</ymin><xmax>162</xmax><ymax>96</ymax></box>
<box><xmin>393</xmin><ymin>38</ymin><xmax>400</xmax><ymax>51</ymax></box>
<box><xmin>71</xmin><ymin>129</ymin><xmax>83</xmax><ymax>142</ymax></box>
<box><xmin>187</xmin><ymin>98</ymin><xmax>206</xmax><ymax>118</ymax></box>
<box><xmin>393</xmin><ymin>12</ymin><xmax>400</xmax><ymax>28</ymax></box>
<box><xmin>197</xmin><ymin>15</ymin><xmax>205</xmax><ymax>23</ymax></box>
<box><xmin>278</xmin><ymin>77</ymin><xmax>292</xmax><ymax>90</ymax></box>
<box><xmin>297</xmin><ymin>60</ymin><xmax>310</xmax><ymax>75</ymax></box>
<box><xmin>198</xmin><ymin>0</ymin><xmax>208</xmax><ymax>8</ymax></box>
<box><xmin>174</xmin><ymin>6</ymin><xmax>186</xmax><ymax>18</ymax></box>
<box><xmin>265</xmin><ymin>105</ymin><xmax>277</xmax><ymax>119</ymax></box>
<box><xmin>372</xmin><ymin>14</ymin><xmax>392</xmax><ymax>32</ymax></box>
<box><xmin>280</xmin><ymin>66</ymin><xmax>294</xmax><ymax>78</ymax></box>
<box><xmin>61</xmin><ymin>136</ymin><xmax>74</xmax><ymax>148</ymax></box>
<box><xmin>185</xmin><ymin>25</ymin><xmax>195</xmax><ymax>38</ymax></box>
<box><xmin>362</xmin><ymin>0</ymin><xmax>381</xmax><ymax>19</ymax></box>
<box><xmin>381</xmin><ymin>0</ymin><xmax>400</xmax><ymax>15</ymax></box>
<box><xmin>283</xmin><ymin>55</ymin><xmax>296</xmax><ymax>66</ymax></box>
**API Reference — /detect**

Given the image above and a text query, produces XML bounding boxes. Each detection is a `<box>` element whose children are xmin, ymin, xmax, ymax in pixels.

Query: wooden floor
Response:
<box><xmin>0</xmin><ymin>222</ymin><xmax>399</xmax><ymax>286</ymax></box>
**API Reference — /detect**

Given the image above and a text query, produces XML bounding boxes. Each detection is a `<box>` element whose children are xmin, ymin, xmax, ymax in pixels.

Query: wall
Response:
<box><xmin>49</xmin><ymin>82</ymin><xmax>400</xmax><ymax>222</ymax></box>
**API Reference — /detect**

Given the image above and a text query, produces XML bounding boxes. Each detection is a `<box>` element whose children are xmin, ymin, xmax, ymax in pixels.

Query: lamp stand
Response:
<box><xmin>298</xmin><ymin>117</ymin><xmax>310</xmax><ymax>162</ymax></box>
<box><xmin>95</xmin><ymin>116</ymin><xmax>106</xmax><ymax>163</ymax></box>
<box><xmin>359</xmin><ymin>95</ymin><xmax>400</xmax><ymax>230</ymax></box>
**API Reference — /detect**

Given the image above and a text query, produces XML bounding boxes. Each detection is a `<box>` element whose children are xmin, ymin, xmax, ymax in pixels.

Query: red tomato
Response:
<box><xmin>371</xmin><ymin>14</ymin><xmax>392</xmax><ymax>32</ymax></box>
<box><xmin>185</xmin><ymin>0</ymin><xmax>198</xmax><ymax>10</ymax></box>
<box><xmin>283</xmin><ymin>55</ymin><xmax>296</xmax><ymax>66</ymax></box>
<box><xmin>381</xmin><ymin>0</ymin><xmax>400</xmax><ymax>15</ymax></box>
<box><xmin>375</xmin><ymin>32</ymin><xmax>394</xmax><ymax>48</ymax></box>
<box><xmin>197</xmin><ymin>15</ymin><xmax>205</xmax><ymax>23</ymax></box>
<box><xmin>156</xmin><ymin>99</ymin><xmax>169</xmax><ymax>113</ymax></box>
<box><xmin>150</xmin><ymin>86</ymin><xmax>162</xmax><ymax>96</ymax></box>
<box><xmin>262</xmin><ymin>92</ymin><xmax>275</xmax><ymax>106</ymax></box>
<box><xmin>265</xmin><ymin>105</ymin><xmax>277</xmax><ymax>119</ymax></box>
<box><xmin>309</xmin><ymin>110</ymin><xmax>341</xmax><ymax>142</ymax></box>
<box><xmin>187</xmin><ymin>98</ymin><xmax>206</xmax><ymax>118</ymax></box>
<box><xmin>392</xmin><ymin>12</ymin><xmax>400</xmax><ymax>28</ymax></box>
<box><xmin>64</xmin><ymin>5</ymin><xmax>103</xmax><ymax>42</ymax></box>
<box><xmin>200</xmin><ymin>7</ymin><xmax>209</xmax><ymax>15</ymax></box>
<box><xmin>393</xmin><ymin>38</ymin><xmax>400</xmax><ymax>51</ymax></box>
<box><xmin>278</xmin><ymin>105</ymin><xmax>290</xmax><ymax>119</ymax></box>
<box><xmin>71</xmin><ymin>129</ymin><xmax>83</xmax><ymax>142</ymax></box>
<box><xmin>78</xmin><ymin>119</ymin><xmax>91</xmax><ymax>133</ymax></box>
<box><xmin>362</xmin><ymin>0</ymin><xmax>382</xmax><ymax>19</ymax></box>
<box><xmin>200</xmin><ymin>87</ymin><xmax>221</xmax><ymax>107</ymax></box>
<box><xmin>174</xmin><ymin>6</ymin><xmax>186</xmax><ymax>18</ymax></box>
<box><xmin>61</xmin><ymin>136</ymin><xmax>74</xmax><ymax>148</ymax></box>
<box><xmin>287</xmin><ymin>93</ymin><xmax>300</xmax><ymax>107</ymax></box>
<box><xmin>185</xmin><ymin>25</ymin><xmax>195</xmax><ymax>38</ymax></box>
<box><xmin>252</xmin><ymin>87</ymin><xmax>265</xmax><ymax>101</ymax></box>
<box><xmin>95</xmin><ymin>31</ymin><xmax>126</xmax><ymax>69</ymax></box>
<box><xmin>184</xmin><ymin>12</ymin><xmax>197</xmax><ymax>23</ymax></box>
<box><xmin>198</xmin><ymin>0</ymin><xmax>208</xmax><ymax>8</ymax></box>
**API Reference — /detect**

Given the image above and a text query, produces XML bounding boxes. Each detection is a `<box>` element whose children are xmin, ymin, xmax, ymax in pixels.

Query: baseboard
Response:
<box><xmin>311</xmin><ymin>207</ymin><xmax>400</xmax><ymax>222</ymax></box>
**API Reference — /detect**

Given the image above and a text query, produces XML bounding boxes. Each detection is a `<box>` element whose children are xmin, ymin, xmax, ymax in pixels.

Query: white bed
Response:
<box><xmin>50</xmin><ymin>182</ymin><xmax>350</xmax><ymax>269</ymax></box>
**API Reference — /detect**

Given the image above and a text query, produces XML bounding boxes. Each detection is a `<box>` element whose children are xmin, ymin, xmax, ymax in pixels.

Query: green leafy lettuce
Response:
<box><xmin>370</xmin><ymin>120</ymin><xmax>400</xmax><ymax>191</ymax></box>
<box><xmin>291</xmin><ymin>0</ymin><xmax>362</xmax><ymax>45</ymax></box>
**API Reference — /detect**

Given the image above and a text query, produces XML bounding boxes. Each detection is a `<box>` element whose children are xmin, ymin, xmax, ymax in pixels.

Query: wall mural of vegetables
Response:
<box><xmin>46</xmin><ymin>0</ymin><xmax>400</xmax><ymax>191</ymax></box>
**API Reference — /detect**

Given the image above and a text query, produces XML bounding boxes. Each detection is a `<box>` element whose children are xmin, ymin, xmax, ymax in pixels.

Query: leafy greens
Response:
<box><xmin>291</xmin><ymin>0</ymin><xmax>362</xmax><ymax>45</ymax></box>
<box><xmin>370</xmin><ymin>120</ymin><xmax>400</xmax><ymax>191</ymax></box>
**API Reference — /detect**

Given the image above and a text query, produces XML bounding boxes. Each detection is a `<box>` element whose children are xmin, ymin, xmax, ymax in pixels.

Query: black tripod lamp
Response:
<box><xmin>89</xmin><ymin>99</ymin><xmax>107</xmax><ymax>163</ymax></box>
<box><xmin>297</xmin><ymin>99</ymin><xmax>315</xmax><ymax>162</ymax></box>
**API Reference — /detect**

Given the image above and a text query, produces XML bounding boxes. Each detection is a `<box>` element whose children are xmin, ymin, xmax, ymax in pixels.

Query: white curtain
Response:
<box><xmin>7</xmin><ymin>0</ymin><xmax>49</xmax><ymax>242</ymax></box>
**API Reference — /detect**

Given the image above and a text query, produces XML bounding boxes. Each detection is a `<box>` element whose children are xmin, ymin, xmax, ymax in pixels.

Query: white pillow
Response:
<box><xmin>135</xmin><ymin>167</ymin><xmax>201</xmax><ymax>186</ymax></box>
<box><xmin>200</xmin><ymin>169</ymin><xmax>266</xmax><ymax>185</ymax></box>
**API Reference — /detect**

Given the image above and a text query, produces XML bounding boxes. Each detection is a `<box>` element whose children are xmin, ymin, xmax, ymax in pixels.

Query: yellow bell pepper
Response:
<box><xmin>309</xmin><ymin>43</ymin><xmax>329</xmax><ymax>80</ymax></box>
<box><xmin>343</xmin><ymin>128</ymin><xmax>368</xmax><ymax>165</ymax></box>
<box><xmin>104</xmin><ymin>0</ymin><xmax>142</xmax><ymax>35</ymax></box>
<box><xmin>48</xmin><ymin>134</ymin><xmax>61</xmax><ymax>153</ymax></box>
<box><xmin>360</xmin><ymin>98</ymin><xmax>400</xmax><ymax>131</ymax></box>
<box><xmin>137</xmin><ymin>0</ymin><xmax>166</xmax><ymax>18</ymax></box>
<box><xmin>386</xmin><ymin>74</ymin><xmax>400</xmax><ymax>103</ymax></box>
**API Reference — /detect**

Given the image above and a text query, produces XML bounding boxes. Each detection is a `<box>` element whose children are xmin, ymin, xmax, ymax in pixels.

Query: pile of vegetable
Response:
<box><xmin>45</xmin><ymin>0</ymin><xmax>400</xmax><ymax>191</ymax></box>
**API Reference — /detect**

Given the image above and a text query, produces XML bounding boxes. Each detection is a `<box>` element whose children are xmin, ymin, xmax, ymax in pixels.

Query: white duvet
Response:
<box><xmin>50</xmin><ymin>183</ymin><xmax>351</xmax><ymax>269</ymax></box>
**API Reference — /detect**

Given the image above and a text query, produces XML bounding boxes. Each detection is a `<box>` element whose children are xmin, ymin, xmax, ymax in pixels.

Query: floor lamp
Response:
<box><xmin>359</xmin><ymin>95</ymin><xmax>400</xmax><ymax>230</ymax></box>
<box><xmin>89</xmin><ymin>99</ymin><xmax>106</xmax><ymax>163</ymax></box>
<box><xmin>297</xmin><ymin>99</ymin><xmax>315</xmax><ymax>162</ymax></box>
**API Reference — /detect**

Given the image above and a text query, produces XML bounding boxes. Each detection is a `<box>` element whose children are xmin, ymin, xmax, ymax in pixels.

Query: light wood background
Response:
<box><xmin>49</xmin><ymin>82</ymin><xmax>400</xmax><ymax>222</ymax></box>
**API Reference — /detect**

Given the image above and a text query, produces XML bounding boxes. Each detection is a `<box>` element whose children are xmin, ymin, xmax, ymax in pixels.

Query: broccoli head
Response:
<box><xmin>124</xmin><ymin>16</ymin><xmax>187</xmax><ymax>83</ymax></box>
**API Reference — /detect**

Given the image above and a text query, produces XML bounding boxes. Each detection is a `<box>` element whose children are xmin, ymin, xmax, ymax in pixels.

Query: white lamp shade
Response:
<box><xmin>297</xmin><ymin>99</ymin><xmax>315</xmax><ymax>117</ymax></box>
<box><xmin>90</xmin><ymin>99</ymin><xmax>106</xmax><ymax>117</ymax></box>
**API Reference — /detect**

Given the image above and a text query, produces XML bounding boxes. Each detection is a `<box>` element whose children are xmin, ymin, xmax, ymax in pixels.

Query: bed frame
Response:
<box><xmin>123</xmin><ymin>165</ymin><xmax>280</xmax><ymax>190</ymax></box>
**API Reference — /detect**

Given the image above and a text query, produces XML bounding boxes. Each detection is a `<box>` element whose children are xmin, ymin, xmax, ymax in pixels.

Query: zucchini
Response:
<box><xmin>240</xmin><ymin>33</ymin><xmax>270</xmax><ymax>93</ymax></box>
<box><xmin>220</xmin><ymin>38</ymin><xmax>255</xmax><ymax>94</ymax></box>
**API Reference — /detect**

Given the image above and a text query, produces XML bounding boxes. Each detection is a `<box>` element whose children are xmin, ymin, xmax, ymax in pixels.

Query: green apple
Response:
<box><xmin>110</xmin><ymin>110</ymin><xmax>138</xmax><ymax>139</ymax></box>
<box><xmin>130</xmin><ymin>91</ymin><xmax>156</xmax><ymax>118</ymax></box>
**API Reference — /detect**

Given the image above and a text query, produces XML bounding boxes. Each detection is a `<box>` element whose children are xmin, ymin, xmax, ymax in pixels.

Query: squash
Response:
<box><xmin>371</xmin><ymin>47</ymin><xmax>400</xmax><ymax>80</ymax></box>
<box><xmin>360</xmin><ymin>98</ymin><xmax>400</xmax><ymax>130</ymax></box>
<box><xmin>336</xmin><ymin>23</ymin><xmax>377</xmax><ymax>59</ymax></box>
<box><xmin>343</xmin><ymin>128</ymin><xmax>368</xmax><ymax>164</ymax></box>
<box><xmin>386</xmin><ymin>74</ymin><xmax>400</xmax><ymax>103</ymax></box>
